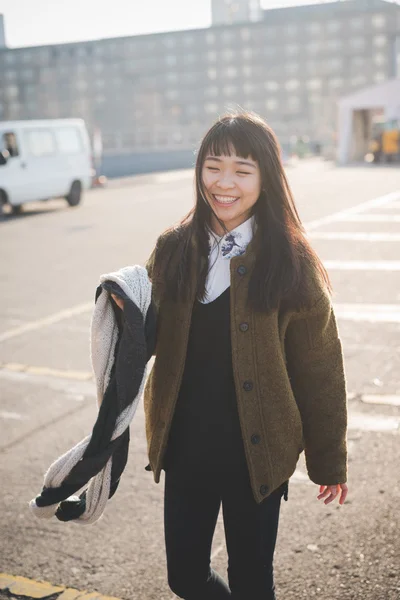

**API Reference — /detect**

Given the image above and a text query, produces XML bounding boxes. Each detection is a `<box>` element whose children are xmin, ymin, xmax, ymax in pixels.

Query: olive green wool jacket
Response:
<box><xmin>143</xmin><ymin>230</ymin><xmax>348</xmax><ymax>503</ymax></box>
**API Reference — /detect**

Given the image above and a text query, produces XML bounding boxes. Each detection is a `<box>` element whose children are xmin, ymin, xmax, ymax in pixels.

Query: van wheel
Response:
<box><xmin>66</xmin><ymin>181</ymin><xmax>82</xmax><ymax>207</ymax></box>
<box><xmin>11</xmin><ymin>204</ymin><xmax>23</xmax><ymax>215</ymax></box>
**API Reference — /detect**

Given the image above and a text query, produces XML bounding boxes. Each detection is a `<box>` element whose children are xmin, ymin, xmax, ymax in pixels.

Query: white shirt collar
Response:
<box><xmin>208</xmin><ymin>215</ymin><xmax>256</xmax><ymax>260</ymax></box>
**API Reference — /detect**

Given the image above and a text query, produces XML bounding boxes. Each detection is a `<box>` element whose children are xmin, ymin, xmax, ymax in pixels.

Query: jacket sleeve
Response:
<box><xmin>285</xmin><ymin>291</ymin><xmax>348</xmax><ymax>486</ymax></box>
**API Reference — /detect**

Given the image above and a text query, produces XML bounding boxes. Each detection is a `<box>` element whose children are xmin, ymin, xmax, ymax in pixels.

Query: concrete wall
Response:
<box><xmin>101</xmin><ymin>149</ymin><xmax>196</xmax><ymax>179</ymax></box>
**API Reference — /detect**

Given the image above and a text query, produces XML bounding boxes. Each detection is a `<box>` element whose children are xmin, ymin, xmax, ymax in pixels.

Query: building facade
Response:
<box><xmin>0</xmin><ymin>0</ymin><xmax>399</xmax><ymax>176</ymax></box>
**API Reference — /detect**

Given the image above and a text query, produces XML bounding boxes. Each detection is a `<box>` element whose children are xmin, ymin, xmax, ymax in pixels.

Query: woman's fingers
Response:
<box><xmin>317</xmin><ymin>484</ymin><xmax>348</xmax><ymax>505</ymax></box>
<box><xmin>111</xmin><ymin>294</ymin><xmax>124</xmax><ymax>310</ymax></box>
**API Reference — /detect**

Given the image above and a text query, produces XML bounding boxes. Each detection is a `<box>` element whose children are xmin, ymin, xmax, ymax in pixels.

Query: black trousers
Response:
<box><xmin>164</xmin><ymin>456</ymin><xmax>286</xmax><ymax>600</ymax></box>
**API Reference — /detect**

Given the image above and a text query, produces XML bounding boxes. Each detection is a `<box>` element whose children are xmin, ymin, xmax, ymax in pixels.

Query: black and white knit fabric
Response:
<box><xmin>29</xmin><ymin>266</ymin><xmax>155</xmax><ymax>525</ymax></box>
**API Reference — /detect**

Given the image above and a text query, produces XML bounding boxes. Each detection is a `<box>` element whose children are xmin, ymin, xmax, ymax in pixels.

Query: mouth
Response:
<box><xmin>212</xmin><ymin>194</ymin><xmax>240</xmax><ymax>207</ymax></box>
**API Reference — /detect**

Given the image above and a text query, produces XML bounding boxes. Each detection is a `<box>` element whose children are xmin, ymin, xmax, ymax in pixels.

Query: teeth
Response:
<box><xmin>214</xmin><ymin>195</ymin><xmax>238</xmax><ymax>204</ymax></box>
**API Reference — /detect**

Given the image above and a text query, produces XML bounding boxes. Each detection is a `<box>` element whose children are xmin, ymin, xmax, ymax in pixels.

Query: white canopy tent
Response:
<box><xmin>337</xmin><ymin>78</ymin><xmax>400</xmax><ymax>165</ymax></box>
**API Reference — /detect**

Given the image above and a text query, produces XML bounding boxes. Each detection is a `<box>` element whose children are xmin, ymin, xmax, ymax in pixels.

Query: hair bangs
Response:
<box><xmin>204</xmin><ymin>119</ymin><xmax>260</xmax><ymax>163</ymax></box>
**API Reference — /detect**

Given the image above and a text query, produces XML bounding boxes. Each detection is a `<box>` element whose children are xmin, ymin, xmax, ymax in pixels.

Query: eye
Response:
<box><xmin>237</xmin><ymin>171</ymin><xmax>251</xmax><ymax>175</ymax></box>
<box><xmin>206</xmin><ymin>166</ymin><xmax>219</xmax><ymax>172</ymax></box>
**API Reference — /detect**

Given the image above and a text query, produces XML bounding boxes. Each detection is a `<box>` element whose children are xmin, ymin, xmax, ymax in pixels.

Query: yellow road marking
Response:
<box><xmin>0</xmin><ymin>573</ymin><xmax>122</xmax><ymax>599</ymax></box>
<box><xmin>0</xmin><ymin>363</ymin><xmax>93</xmax><ymax>381</ymax></box>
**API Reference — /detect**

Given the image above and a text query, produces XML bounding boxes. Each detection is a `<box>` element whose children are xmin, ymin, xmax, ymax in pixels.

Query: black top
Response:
<box><xmin>164</xmin><ymin>287</ymin><xmax>247</xmax><ymax>471</ymax></box>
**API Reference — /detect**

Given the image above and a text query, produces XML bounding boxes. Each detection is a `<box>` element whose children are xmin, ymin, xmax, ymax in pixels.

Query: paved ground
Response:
<box><xmin>0</xmin><ymin>159</ymin><xmax>399</xmax><ymax>599</ymax></box>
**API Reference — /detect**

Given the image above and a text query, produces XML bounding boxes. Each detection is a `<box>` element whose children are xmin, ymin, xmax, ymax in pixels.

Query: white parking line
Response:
<box><xmin>325</xmin><ymin>260</ymin><xmax>400</xmax><ymax>271</ymax></box>
<box><xmin>306</xmin><ymin>191</ymin><xmax>400</xmax><ymax>231</ymax></box>
<box><xmin>336</xmin><ymin>214</ymin><xmax>400</xmax><ymax>223</ymax></box>
<box><xmin>0</xmin><ymin>302</ymin><xmax>93</xmax><ymax>343</ymax></box>
<box><xmin>309</xmin><ymin>232</ymin><xmax>400</xmax><ymax>242</ymax></box>
<box><xmin>334</xmin><ymin>303</ymin><xmax>400</xmax><ymax>323</ymax></box>
<box><xmin>1</xmin><ymin>190</ymin><xmax>400</xmax><ymax>343</ymax></box>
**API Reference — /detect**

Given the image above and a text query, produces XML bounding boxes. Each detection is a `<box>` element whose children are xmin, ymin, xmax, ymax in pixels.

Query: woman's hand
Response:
<box><xmin>317</xmin><ymin>483</ymin><xmax>348</xmax><ymax>505</ymax></box>
<box><xmin>111</xmin><ymin>294</ymin><xmax>124</xmax><ymax>311</ymax></box>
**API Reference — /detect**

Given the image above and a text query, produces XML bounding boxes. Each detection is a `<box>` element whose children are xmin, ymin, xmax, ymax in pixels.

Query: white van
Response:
<box><xmin>0</xmin><ymin>119</ymin><xmax>93</xmax><ymax>216</ymax></box>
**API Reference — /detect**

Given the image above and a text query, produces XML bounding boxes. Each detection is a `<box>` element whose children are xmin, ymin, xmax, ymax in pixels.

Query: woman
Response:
<box><xmin>113</xmin><ymin>111</ymin><xmax>348</xmax><ymax>599</ymax></box>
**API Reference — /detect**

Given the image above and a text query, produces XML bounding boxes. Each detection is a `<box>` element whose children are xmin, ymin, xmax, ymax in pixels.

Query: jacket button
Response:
<box><xmin>251</xmin><ymin>434</ymin><xmax>261</xmax><ymax>445</ymax></box>
<box><xmin>260</xmin><ymin>484</ymin><xmax>269</xmax><ymax>496</ymax></box>
<box><xmin>243</xmin><ymin>380</ymin><xmax>253</xmax><ymax>392</ymax></box>
<box><xmin>239</xmin><ymin>322</ymin><xmax>249</xmax><ymax>332</ymax></box>
<box><xmin>237</xmin><ymin>265</ymin><xmax>247</xmax><ymax>276</ymax></box>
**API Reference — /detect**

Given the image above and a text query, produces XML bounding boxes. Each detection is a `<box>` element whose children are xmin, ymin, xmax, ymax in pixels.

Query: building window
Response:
<box><xmin>4</xmin><ymin>53</ymin><xmax>16</xmax><ymax>65</ymax></box>
<box><xmin>286</xmin><ymin>44</ymin><xmax>298</xmax><ymax>56</ymax></box>
<box><xmin>167</xmin><ymin>72</ymin><xmax>178</xmax><ymax>83</ymax></box>
<box><xmin>163</xmin><ymin>36</ymin><xmax>176</xmax><ymax>48</ymax></box>
<box><xmin>349</xmin><ymin>38</ymin><xmax>365</xmax><ymax>51</ymax></box>
<box><xmin>329</xmin><ymin>77</ymin><xmax>344</xmax><ymax>89</ymax></box>
<box><xmin>326</xmin><ymin>39</ymin><xmax>341</xmax><ymax>52</ymax></box>
<box><xmin>76</xmin><ymin>80</ymin><xmax>88</xmax><ymax>92</ymax></box>
<box><xmin>95</xmin><ymin>78</ymin><xmax>105</xmax><ymax>88</ymax></box>
<box><xmin>5</xmin><ymin>85</ymin><xmax>19</xmax><ymax>99</ymax></box>
<box><xmin>205</xmin><ymin>86</ymin><xmax>218</xmax><ymax>97</ymax></box>
<box><xmin>223</xmin><ymin>49</ymin><xmax>235</xmax><ymax>61</ymax></box>
<box><xmin>285</xmin><ymin>79</ymin><xmax>300</xmax><ymax>91</ymax></box>
<box><xmin>371</xmin><ymin>14</ymin><xmax>386</xmax><ymax>28</ymax></box>
<box><xmin>226</xmin><ymin>66</ymin><xmax>238</xmax><ymax>78</ymax></box>
<box><xmin>222</xmin><ymin>30</ymin><xmax>235</xmax><ymax>43</ymax></box>
<box><xmin>373</xmin><ymin>35</ymin><xmax>387</xmax><ymax>48</ymax></box>
<box><xmin>329</xmin><ymin>57</ymin><xmax>343</xmax><ymax>70</ymax></box>
<box><xmin>223</xmin><ymin>85</ymin><xmax>237</xmax><ymax>96</ymax></box>
<box><xmin>184</xmin><ymin>54</ymin><xmax>195</xmax><ymax>65</ymax></box>
<box><xmin>307</xmin><ymin>22</ymin><xmax>322</xmax><ymax>35</ymax></box>
<box><xmin>286</xmin><ymin>63</ymin><xmax>299</xmax><ymax>75</ymax></box>
<box><xmin>351</xmin><ymin>56</ymin><xmax>365</xmax><ymax>69</ymax></box>
<box><xmin>208</xmin><ymin>51</ymin><xmax>217</xmax><ymax>62</ymax></box>
<box><xmin>206</xmin><ymin>32</ymin><xmax>215</xmax><ymax>44</ymax></box>
<box><xmin>287</xmin><ymin>97</ymin><xmax>301</xmax><ymax>111</ymax></box>
<box><xmin>349</xmin><ymin>17</ymin><xmax>364</xmax><ymax>30</ymax></box>
<box><xmin>183</xmin><ymin>35</ymin><xmax>194</xmax><ymax>46</ymax></box>
<box><xmin>5</xmin><ymin>71</ymin><xmax>16</xmax><ymax>81</ymax></box>
<box><xmin>243</xmin><ymin>82</ymin><xmax>254</xmax><ymax>95</ymax></box>
<box><xmin>242</xmin><ymin>48</ymin><xmax>252</xmax><ymax>60</ymax></box>
<box><xmin>166</xmin><ymin>55</ymin><xmax>177</xmax><ymax>67</ymax></box>
<box><xmin>264</xmin><ymin>81</ymin><xmax>279</xmax><ymax>91</ymax></box>
<box><xmin>240</xmin><ymin>28</ymin><xmax>251</xmax><ymax>41</ymax></box>
<box><xmin>374</xmin><ymin>71</ymin><xmax>386</xmax><ymax>83</ymax></box>
<box><xmin>242</xmin><ymin>65</ymin><xmax>252</xmax><ymax>77</ymax></box>
<box><xmin>166</xmin><ymin>90</ymin><xmax>178</xmax><ymax>100</ymax></box>
<box><xmin>306</xmin><ymin>41</ymin><xmax>320</xmax><ymax>54</ymax></box>
<box><xmin>285</xmin><ymin>24</ymin><xmax>298</xmax><ymax>36</ymax></box>
<box><xmin>205</xmin><ymin>103</ymin><xmax>218</xmax><ymax>114</ymax></box>
<box><xmin>351</xmin><ymin>75</ymin><xmax>367</xmax><ymax>87</ymax></box>
<box><xmin>374</xmin><ymin>53</ymin><xmax>386</xmax><ymax>66</ymax></box>
<box><xmin>266</xmin><ymin>99</ymin><xmax>278</xmax><ymax>111</ymax></box>
<box><xmin>326</xmin><ymin>20</ymin><xmax>340</xmax><ymax>33</ymax></box>
<box><xmin>208</xmin><ymin>68</ymin><xmax>217</xmax><ymax>80</ymax></box>
<box><xmin>307</xmin><ymin>79</ymin><xmax>322</xmax><ymax>90</ymax></box>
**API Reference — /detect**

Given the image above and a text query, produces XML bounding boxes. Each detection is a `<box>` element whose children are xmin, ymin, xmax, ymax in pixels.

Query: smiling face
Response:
<box><xmin>201</xmin><ymin>152</ymin><xmax>262</xmax><ymax>235</ymax></box>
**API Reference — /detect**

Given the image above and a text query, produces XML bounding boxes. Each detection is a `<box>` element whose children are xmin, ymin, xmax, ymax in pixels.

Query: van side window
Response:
<box><xmin>25</xmin><ymin>129</ymin><xmax>56</xmax><ymax>157</ymax></box>
<box><xmin>2</xmin><ymin>132</ymin><xmax>19</xmax><ymax>157</ymax></box>
<box><xmin>55</xmin><ymin>127</ymin><xmax>83</xmax><ymax>154</ymax></box>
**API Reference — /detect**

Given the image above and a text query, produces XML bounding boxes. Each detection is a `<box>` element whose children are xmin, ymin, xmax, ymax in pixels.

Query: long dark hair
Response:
<box><xmin>158</xmin><ymin>111</ymin><xmax>331</xmax><ymax>312</ymax></box>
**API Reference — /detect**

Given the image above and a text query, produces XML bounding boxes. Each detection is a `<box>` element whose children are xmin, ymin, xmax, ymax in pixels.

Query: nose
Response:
<box><xmin>216</xmin><ymin>174</ymin><xmax>235</xmax><ymax>190</ymax></box>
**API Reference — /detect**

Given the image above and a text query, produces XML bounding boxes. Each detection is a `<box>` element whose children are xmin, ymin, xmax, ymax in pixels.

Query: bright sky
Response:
<box><xmin>0</xmin><ymin>0</ymin><xmax>315</xmax><ymax>48</ymax></box>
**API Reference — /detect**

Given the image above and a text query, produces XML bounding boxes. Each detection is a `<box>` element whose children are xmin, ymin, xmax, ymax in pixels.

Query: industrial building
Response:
<box><xmin>0</xmin><ymin>0</ymin><xmax>399</xmax><ymax>176</ymax></box>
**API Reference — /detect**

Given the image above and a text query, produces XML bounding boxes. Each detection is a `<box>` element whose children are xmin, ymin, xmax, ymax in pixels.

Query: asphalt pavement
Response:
<box><xmin>0</xmin><ymin>159</ymin><xmax>399</xmax><ymax>600</ymax></box>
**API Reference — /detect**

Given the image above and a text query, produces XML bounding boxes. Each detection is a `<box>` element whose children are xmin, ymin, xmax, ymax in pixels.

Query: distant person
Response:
<box><xmin>112</xmin><ymin>111</ymin><xmax>348</xmax><ymax>599</ymax></box>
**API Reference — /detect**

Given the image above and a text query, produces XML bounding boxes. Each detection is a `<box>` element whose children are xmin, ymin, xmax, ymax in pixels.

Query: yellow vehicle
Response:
<box><xmin>368</xmin><ymin>118</ymin><xmax>400</xmax><ymax>163</ymax></box>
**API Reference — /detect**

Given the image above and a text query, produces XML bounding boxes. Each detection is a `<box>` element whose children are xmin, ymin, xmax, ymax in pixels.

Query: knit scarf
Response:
<box><xmin>29</xmin><ymin>265</ymin><xmax>155</xmax><ymax>525</ymax></box>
